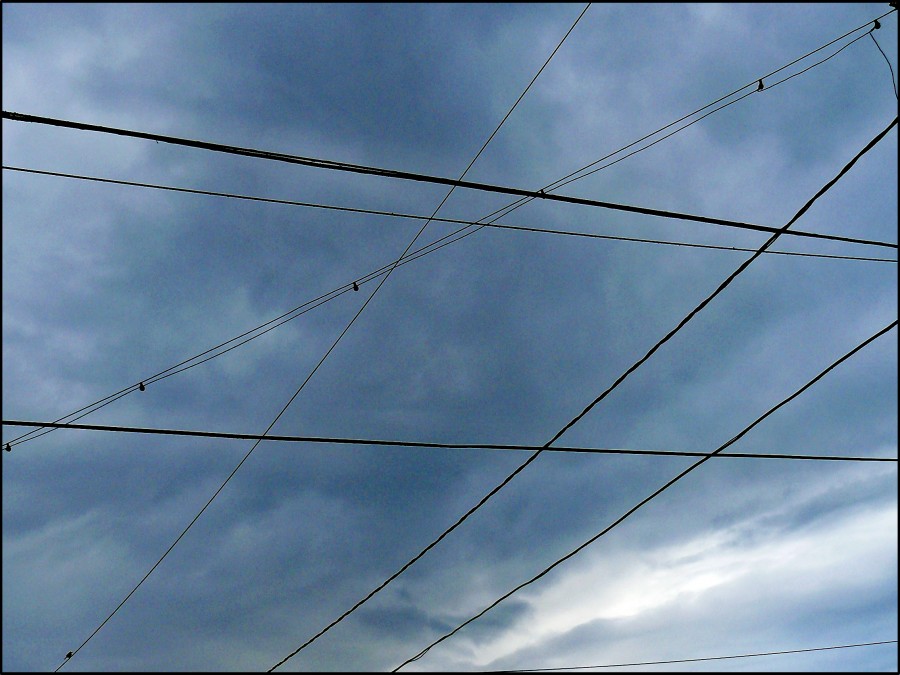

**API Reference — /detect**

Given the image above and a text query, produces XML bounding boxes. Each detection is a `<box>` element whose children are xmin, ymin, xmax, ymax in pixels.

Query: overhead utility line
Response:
<box><xmin>492</xmin><ymin>639</ymin><xmax>899</xmax><ymax>672</ymax></box>
<box><xmin>4</xmin><ymin>110</ymin><xmax>895</xmax><ymax>250</ymax></box>
<box><xmin>393</xmin><ymin>320</ymin><xmax>898</xmax><ymax>669</ymax></box>
<box><xmin>5</xmin><ymin>166</ymin><xmax>895</xmax><ymax>262</ymax></box>
<box><xmin>48</xmin><ymin>6</ymin><xmax>594</xmax><ymax>670</ymax></box>
<box><xmin>6</xmin><ymin>11</ymin><xmax>895</xmax><ymax>452</ymax></box>
<box><xmin>271</xmin><ymin>117</ymin><xmax>898</xmax><ymax>671</ymax></box>
<box><xmin>5</xmin><ymin>420</ymin><xmax>895</xmax><ymax>463</ymax></box>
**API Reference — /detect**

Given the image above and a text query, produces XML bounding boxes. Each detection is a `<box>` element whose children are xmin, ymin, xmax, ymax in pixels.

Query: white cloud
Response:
<box><xmin>422</xmin><ymin>488</ymin><xmax>897</xmax><ymax>670</ymax></box>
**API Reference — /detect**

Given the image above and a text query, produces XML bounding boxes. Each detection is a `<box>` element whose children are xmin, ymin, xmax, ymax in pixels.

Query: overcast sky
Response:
<box><xmin>2</xmin><ymin>3</ymin><xmax>898</xmax><ymax>672</ymax></box>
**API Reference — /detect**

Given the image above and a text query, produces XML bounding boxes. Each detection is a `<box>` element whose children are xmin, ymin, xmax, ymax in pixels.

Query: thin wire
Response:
<box><xmin>7</xmin><ymin>14</ymin><xmax>895</xmax><ymax>451</ymax></box>
<box><xmin>12</xmin><ymin>215</ymin><xmax>894</xmax><ymax>456</ymax></box>
<box><xmin>5</xmin><ymin>419</ymin><xmax>896</xmax><ymax>463</ymax></box>
<box><xmin>763</xmin><ymin>28</ymin><xmax>872</xmax><ymax>91</ymax></box>
<box><xmin>271</xmin><ymin>118</ymin><xmax>900</xmax><ymax>674</ymax></box>
<box><xmin>503</xmin><ymin>9</ymin><xmax>898</xmax><ymax>196</ymax></box>
<box><xmin>546</xmin><ymin>116</ymin><xmax>897</xmax><ymax>447</ymax></box>
<box><xmin>6</xmin><ymin>111</ymin><xmax>896</xmax><ymax>249</ymax></box>
<box><xmin>390</xmin><ymin>119</ymin><xmax>898</xmax><ymax>669</ymax></box>
<box><xmin>377</xmin><ymin>14</ymin><xmax>897</xmax><ymax>275</ymax></box>
<box><xmin>553</xmin><ymin>29</ymin><xmax>874</xmax><ymax>191</ymax></box>
<box><xmin>394</xmin><ymin>320</ymin><xmax>898</xmax><ymax>670</ymax></box>
<box><xmin>6</xmin><ymin>166</ymin><xmax>896</xmax><ymax>264</ymax></box>
<box><xmin>869</xmin><ymin>31</ymin><xmax>899</xmax><ymax>100</ymax></box>
<box><xmin>491</xmin><ymin>639</ymin><xmax>899</xmax><ymax>672</ymax></box>
<box><xmin>50</xmin><ymin>6</ymin><xmax>592</xmax><ymax>670</ymax></box>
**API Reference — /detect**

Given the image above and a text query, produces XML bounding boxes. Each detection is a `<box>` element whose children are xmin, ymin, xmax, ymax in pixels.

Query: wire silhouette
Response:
<box><xmin>394</xmin><ymin>320</ymin><xmax>898</xmax><ymax>669</ymax></box>
<box><xmin>869</xmin><ymin>29</ymin><xmax>899</xmax><ymax>100</ymax></box>
<box><xmin>269</xmin><ymin>116</ymin><xmax>898</xmax><ymax>671</ymax></box>
<box><xmin>546</xmin><ymin>27</ymin><xmax>876</xmax><ymax>192</ymax></box>
<box><xmin>5</xmin><ymin>419</ymin><xmax>896</xmax><ymax>463</ymax></box>
<box><xmin>49</xmin><ymin>5</ymin><xmax>593</xmax><ymax>670</ymax></box>
<box><xmin>8</xmin><ymin>110</ymin><xmax>897</xmax><ymax>250</ymax></box>
<box><xmin>490</xmin><ymin>639</ymin><xmax>899</xmax><ymax>672</ymax></box>
<box><xmin>7</xmin><ymin>13</ymin><xmax>895</xmax><ymax>452</ymax></box>
<box><xmin>5</xmin><ymin>165</ymin><xmax>896</xmax><ymax>261</ymax></box>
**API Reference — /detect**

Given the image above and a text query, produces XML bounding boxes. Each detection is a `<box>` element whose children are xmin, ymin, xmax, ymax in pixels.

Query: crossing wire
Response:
<box><xmin>5</xmin><ymin>419</ymin><xmax>897</xmax><ymax>463</ymax></box>
<box><xmin>542</xmin><ymin>25</ymin><xmax>880</xmax><ymax>194</ymax></box>
<box><xmin>5</xmin><ymin>166</ymin><xmax>896</xmax><ymax>263</ymax></box>
<box><xmin>394</xmin><ymin>319</ymin><xmax>898</xmax><ymax>670</ymax></box>
<box><xmin>6</xmin><ymin>110</ymin><xmax>896</xmax><ymax>250</ymax></box>
<box><xmin>6</xmin><ymin>12</ymin><xmax>896</xmax><ymax>451</ymax></box>
<box><xmin>49</xmin><ymin>5</ymin><xmax>593</xmax><ymax>670</ymax></box>
<box><xmin>505</xmin><ymin>9</ymin><xmax>897</xmax><ymax>199</ymax></box>
<box><xmin>269</xmin><ymin>116</ymin><xmax>899</xmax><ymax>671</ymax></box>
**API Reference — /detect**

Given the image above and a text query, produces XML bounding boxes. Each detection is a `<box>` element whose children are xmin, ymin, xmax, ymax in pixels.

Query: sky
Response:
<box><xmin>2</xmin><ymin>3</ymin><xmax>898</xmax><ymax>672</ymax></box>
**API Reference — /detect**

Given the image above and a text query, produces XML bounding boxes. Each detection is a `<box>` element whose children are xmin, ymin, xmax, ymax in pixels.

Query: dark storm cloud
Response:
<box><xmin>3</xmin><ymin>3</ymin><xmax>896</xmax><ymax>673</ymax></box>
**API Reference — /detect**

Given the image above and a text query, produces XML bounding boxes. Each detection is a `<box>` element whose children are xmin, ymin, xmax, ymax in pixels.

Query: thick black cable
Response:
<box><xmin>6</xmin><ymin>110</ymin><xmax>895</xmax><ymax>249</ymax></box>
<box><xmin>6</xmin><ymin>419</ymin><xmax>896</xmax><ymax>463</ymax></box>
<box><xmin>271</xmin><ymin>116</ymin><xmax>899</xmax><ymax>672</ymax></box>
<box><xmin>394</xmin><ymin>320</ymin><xmax>898</xmax><ymax>670</ymax></box>
<box><xmin>4</xmin><ymin>221</ymin><xmax>489</xmax><ymax>450</ymax></box>
<box><xmin>4</xmin><ymin>7</ymin><xmax>596</xmax><ymax>454</ymax></box>
<box><xmin>543</xmin><ymin>115</ymin><xmax>897</xmax><ymax>444</ymax></box>
<box><xmin>13</xmin><ymin>207</ymin><xmax>894</xmax><ymax>455</ymax></box>
<box><xmin>6</xmin><ymin>165</ymin><xmax>896</xmax><ymax>264</ymax></box>
<box><xmin>381</xmin><ymin>15</ymin><xmax>896</xmax><ymax>277</ymax></box>
<box><xmin>49</xmin><ymin>7</ymin><xmax>591</xmax><ymax>670</ymax></box>
<box><xmin>2</xmin><ymin>26</ymin><xmax>882</xmax><ymax>251</ymax></box>
<box><xmin>492</xmin><ymin>639</ymin><xmax>899</xmax><ymax>672</ymax></box>
<box><xmin>6</xmin><ymin>220</ymin><xmax>894</xmax><ymax>455</ymax></box>
<box><xmin>7</xmin><ymin>16</ymin><xmax>894</xmax><ymax>451</ymax></box>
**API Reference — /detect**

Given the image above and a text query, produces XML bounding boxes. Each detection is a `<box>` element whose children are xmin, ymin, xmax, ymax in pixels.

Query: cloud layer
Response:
<box><xmin>3</xmin><ymin>3</ymin><xmax>897</xmax><ymax>672</ymax></box>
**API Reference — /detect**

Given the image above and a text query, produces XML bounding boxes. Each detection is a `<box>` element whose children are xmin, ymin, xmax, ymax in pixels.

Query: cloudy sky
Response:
<box><xmin>2</xmin><ymin>3</ymin><xmax>897</xmax><ymax>672</ymax></box>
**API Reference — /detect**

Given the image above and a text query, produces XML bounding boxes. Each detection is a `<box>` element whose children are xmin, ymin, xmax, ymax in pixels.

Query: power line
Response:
<box><xmin>393</xmin><ymin>319</ymin><xmax>898</xmax><ymax>670</ymax></box>
<box><xmin>490</xmin><ymin>639</ymin><xmax>899</xmax><ymax>672</ymax></box>
<box><xmin>5</xmin><ymin>420</ymin><xmax>896</xmax><ymax>463</ymax></box>
<box><xmin>6</xmin><ymin>165</ymin><xmax>896</xmax><ymax>263</ymax></box>
<box><xmin>267</xmin><ymin>116</ymin><xmax>900</xmax><ymax>673</ymax></box>
<box><xmin>50</xmin><ymin>6</ymin><xmax>592</xmax><ymax>670</ymax></box>
<box><xmin>6</xmin><ymin>178</ymin><xmax>893</xmax><ymax>455</ymax></box>
<box><xmin>387</xmin><ymin>11</ymin><xmax>896</xmax><ymax>237</ymax></box>
<box><xmin>528</xmin><ymin>8</ymin><xmax>897</xmax><ymax>195</ymax></box>
<box><xmin>5</xmin><ymin>110</ymin><xmax>896</xmax><ymax>250</ymax></box>
<box><xmin>10</xmin><ymin>11</ymin><xmax>897</xmax><ymax>256</ymax></box>
<box><xmin>548</xmin><ymin>28</ymin><xmax>877</xmax><ymax>192</ymax></box>
<box><xmin>869</xmin><ymin>30</ymin><xmax>899</xmax><ymax>100</ymax></box>
<box><xmin>537</xmin><ymin>114</ymin><xmax>894</xmax><ymax>446</ymax></box>
<box><xmin>398</xmin><ymin>10</ymin><xmax>893</xmax><ymax>257</ymax></box>
<box><xmin>8</xmin><ymin>13</ymin><xmax>896</xmax><ymax>452</ymax></box>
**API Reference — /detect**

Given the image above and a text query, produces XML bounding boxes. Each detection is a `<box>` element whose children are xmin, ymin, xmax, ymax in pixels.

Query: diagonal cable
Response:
<box><xmin>7</xmin><ymin>12</ymin><xmax>894</xmax><ymax>451</ymax></box>
<box><xmin>271</xmin><ymin>116</ymin><xmax>898</xmax><ymax>671</ymax></box>
<box><xmin>395</xmin><ymin>319</ymin><xmax>898</xmax><ymax>669</ymax></box>
<box><xmin>50</xmin><ymin>4</ymin><xmax>592</xmax><ymax>670</ymax></box>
